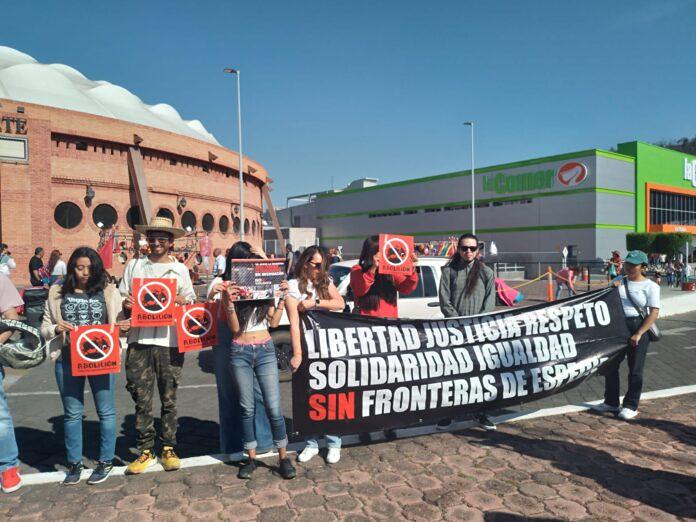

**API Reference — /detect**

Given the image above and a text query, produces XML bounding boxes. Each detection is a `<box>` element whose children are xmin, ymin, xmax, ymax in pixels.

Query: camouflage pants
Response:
<box><xmin>125</xmin><ymin>344</ymin><xmax>184</xmax><ymax>451</ymax></box>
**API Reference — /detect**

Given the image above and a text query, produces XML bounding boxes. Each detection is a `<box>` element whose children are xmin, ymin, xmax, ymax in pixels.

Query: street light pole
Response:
<box><xmin>464</xmin><ymin>121</ymin><xmax>475</xmax><ymax>235</ymax></box>
<box><xmin>224</xmin><ymin>67</ymin><xmax>245</xmax><ymax>241</ymax></box>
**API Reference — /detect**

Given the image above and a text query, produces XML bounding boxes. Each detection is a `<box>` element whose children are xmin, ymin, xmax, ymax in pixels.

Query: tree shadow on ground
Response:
<box><xmin>484</xmin><ymin>514</ymin><xmax>558</xmax><ymax>522</ymax></box>
<box><xmin>633</xmin><ymin>417</ymin><xmax>696</xmax><ymax>448</ymax></box>
<box><xmin>196</xmin><ymin>349</ymin><xmax>215</xmax><ymax>375</ymax></box>
<box><xmin>463</xmin><ymin>429</ymin><xmax>696</xmax><ymax>518</ymax></box>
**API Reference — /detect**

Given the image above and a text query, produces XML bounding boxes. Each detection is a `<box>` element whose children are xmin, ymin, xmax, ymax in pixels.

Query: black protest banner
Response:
<box><xmin>292</xmin><ymin>287</ymin><xmax>630</xmax><ymax>437</ymax></box>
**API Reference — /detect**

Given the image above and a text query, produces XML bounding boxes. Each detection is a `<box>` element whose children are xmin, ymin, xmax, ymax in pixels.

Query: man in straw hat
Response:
<box><xmin>119</xmin><ymin>216</ymin><xmax>196</xmax><ymax>474</ymax></box>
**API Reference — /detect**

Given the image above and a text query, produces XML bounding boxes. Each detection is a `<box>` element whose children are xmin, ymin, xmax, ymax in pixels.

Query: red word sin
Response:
<box><xmin>308</xmin><ymin>392</ymin><xmax>355</xmax><ymax>421</ymax></box>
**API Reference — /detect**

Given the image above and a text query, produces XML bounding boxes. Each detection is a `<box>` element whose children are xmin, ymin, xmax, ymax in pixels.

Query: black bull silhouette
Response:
<box><xmin>141</xmin><ymin>287</ymin><xmax>169</xmax><ymax>312</ymax></box>
<box><xmin>79</xmin><ymin>334</ymin><xmax>110</xmax><ymax>360</ymax></box>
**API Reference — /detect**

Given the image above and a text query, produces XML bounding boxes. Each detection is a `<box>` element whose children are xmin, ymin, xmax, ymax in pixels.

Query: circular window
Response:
<box><xmin>202</xmin><ymin>213</ymin><xmax>214</xmax><ymax>232</ymax></box>
<box><xmin>252</xmin><ymin>220</ymin><xmax>257</xmax><ymax>236</ymax></box>
<box><xmin>233</xmin><ymin>217</ymin><xmax>241</xmax><ymax>234</ymax></box>
<box><xmin>157</xmin><ymin>208</ymin><xmax>174</xmax><ymax>222</ymax></box>
<box><xmin>219</xmin><ymin>215</ymin><xmax>230</xmax><ymax>234</ymax></box>
<box><xmin>244</xmin><ymin>219</ymin><xmax>250</xmax><ymax>235</ymax></box>
<box><xmin>92</xmin><ymin>203</ymin><xmax>118</xmax><ymax>229</ymax></box>
<box><xmin>54</xmin><ymin>202</ymin><xmax>83</xmax><ymax>229</ymax></box>
<box><xmin>126</xmin><ymin>206</ymin><xmax>143</xmax><ymax>229</ymax></box>
<box><xmin>181</xmin><ymin>211</ymin><xmax>196</xmax><ymax>232</ymax></box>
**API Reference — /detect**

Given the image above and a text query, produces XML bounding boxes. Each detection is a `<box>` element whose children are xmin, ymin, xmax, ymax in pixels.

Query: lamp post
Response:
<box><xmin>464</xmin><ymin>121</ymin><xmax>475</xmax><ymax>235</ymax></box>
<box><xmin>223</xmin><ymin>67</ymin><xmax>245</xmax><ymax>241</ymax></box>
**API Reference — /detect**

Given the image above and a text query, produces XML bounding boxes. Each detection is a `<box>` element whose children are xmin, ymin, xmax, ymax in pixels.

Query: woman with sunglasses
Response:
<box><xmin>593</xmin><ymin>250</ymin><xmax>660</xmax><ymax>420</ymax></box>
<box><xmin>285</xmin><ymin>246</ymin><xmax>345</xmax><ymax>464</ymax></box>
<box><xmin>41</xmin><ymin>247</ymin><xmax>127</xmax><ymax>485</ymax></box>
<box><xmin>350</xmin><ymin>236</ymin><xmax>419</xmax><ymax>318</ymax></box>
<box><xmin>439</xmin><ymin>233</ymin><xmax>497</xmax><ymax>430</ymax></box>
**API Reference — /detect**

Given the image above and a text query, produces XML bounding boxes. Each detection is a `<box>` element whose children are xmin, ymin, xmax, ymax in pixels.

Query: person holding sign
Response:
<box><xmin>219</xmin><ymin>242</ymin><xmax>296</xmax><ymax>480</ymax></box>
<box><xmin>439</xmin><ymin>233</ymin><xmax>497</xmax><ymax>431</ymax></box>
<box><xmin>40</xmin><ymin>247</ymin><xmax>127</xmax><ymax>485</ymax></box>
<box><xmin>285</xmin><ymin>246</ymin><xmax>345</xmax><ymax>464</ymax></box>
<box><xmin>594</xmin><ymin>250</ymin><xmax>660</xmax><ymax>420</ymax></box>
<box><xmin>349</xmin><ymin>235</ymin><xmax>419</xmax><ymax>318</ymax></box>
<box><xmin>119</xmin><ymin>217</ymin><xmax>195</xmax><ymax>475</ymax></box>
<box><xmin>207</xmin><ymin>242</ymin><xmax>274</xmax><ymax>460</ymax></box>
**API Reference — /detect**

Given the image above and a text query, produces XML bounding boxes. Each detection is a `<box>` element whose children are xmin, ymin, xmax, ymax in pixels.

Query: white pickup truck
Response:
<box><xmin>271</xmin><ymin>257</ymin><xmax>448</xmax><ymax>380</ymax></box>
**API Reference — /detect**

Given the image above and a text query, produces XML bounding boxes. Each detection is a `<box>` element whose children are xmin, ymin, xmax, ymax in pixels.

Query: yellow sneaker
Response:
<box><xmin>126</xmin><ymin>450</ymin><xmax>157</xmax><ymax>475</ymax></box>
<box><xmin>160</xmin><ymin>446</ymin><xmax>180</xmax><ymax>471</ymax></box>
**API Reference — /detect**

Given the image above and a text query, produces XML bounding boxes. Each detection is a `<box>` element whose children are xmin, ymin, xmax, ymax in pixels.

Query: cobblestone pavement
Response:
<box><xmin>2</xmin><ymin>394</ymin><xmax>694</xmax><ymax>521</ymax></box>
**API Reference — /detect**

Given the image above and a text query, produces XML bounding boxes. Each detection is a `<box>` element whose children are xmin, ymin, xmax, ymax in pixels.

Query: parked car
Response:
<box><xmin>271</xmin><ymin>257</ymin><xmax>449</xmax><ymax>380</ymax></box>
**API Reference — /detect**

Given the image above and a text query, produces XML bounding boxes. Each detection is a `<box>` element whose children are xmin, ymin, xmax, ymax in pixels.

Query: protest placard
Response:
<box><xmin>176</xmin><ymin>302</ymin><xmax>219</xmax><ymax>352</ymax></box>
<box><xmin>70</xmin><ymin>325</ymin><xmax>120</xmax><ymax>377</ymax></box>
<box><xmin>379</xmin><ymin>234</ymin><xmax>414</xmax><ymax>276</ymax></box>
<box><xmin>131</xmin><ymin>278</ymin><xmax>177</xmax><ymax>327</ymax></box>
<box><xmin>228</xmin><ymin>259</ymin><xmax>285</xmax><ymax>300</ymax></box>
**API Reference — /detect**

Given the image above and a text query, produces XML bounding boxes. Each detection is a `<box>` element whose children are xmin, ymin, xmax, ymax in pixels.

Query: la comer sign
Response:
<box><xmin>482</xmin><ymin>161</ymin><xmax>589</xmax><ymax>195</ymax></box>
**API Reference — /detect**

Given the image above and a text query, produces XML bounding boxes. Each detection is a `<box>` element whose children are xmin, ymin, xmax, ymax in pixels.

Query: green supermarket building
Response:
<box><xmin>277</xmin><ymin>141</ymin><xmax>696</xmax><ymax>263</ymax></box>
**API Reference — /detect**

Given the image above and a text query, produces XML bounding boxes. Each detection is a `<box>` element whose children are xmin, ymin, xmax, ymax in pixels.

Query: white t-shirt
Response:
<box><xmin>287</xmin><ymin>279</ymin><xmax>317</xmax><ymax>301</ymax></box>
<box><xmin>619</xmin><ymin>278</ymin><xmax>660</xmax><ymax>318</ymax></box>
<box><xmin>213</xmin><ymin>255</ymin><xmax>226</xmax><ymax>277</ymax></box>
<box><xmin>52</xmin><ymin>260</ymin><xmax>67</xmax><ymax>276</ymax></box>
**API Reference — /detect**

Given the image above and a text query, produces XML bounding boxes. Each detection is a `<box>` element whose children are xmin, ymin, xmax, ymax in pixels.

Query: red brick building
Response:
<box><xmin>0</xmin><ymin>47</ymin><xmax>268</xmax><ymax>284</ymax></box>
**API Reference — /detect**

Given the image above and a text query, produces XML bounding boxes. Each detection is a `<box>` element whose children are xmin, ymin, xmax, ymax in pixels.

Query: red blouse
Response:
<box><xmin>349</xmin><ymin>264</ymin><xmax>419</xmax><ymax>318</ymax></box>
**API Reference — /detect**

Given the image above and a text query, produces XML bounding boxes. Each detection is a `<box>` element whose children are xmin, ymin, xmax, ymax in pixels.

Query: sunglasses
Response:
<box><xmin>147</xmin><ymin>237</ymin><xmax>170</xmax><ymax>245</ymax></box>
<box><xmin>308</xmin><ymin>262</ymin><xmax>322</xmax><ymax>268</ymax></box>
<box><xmin>459</xmin><ymin>245</ymin><xmax>478</xmax><ymax>252</ymax></box>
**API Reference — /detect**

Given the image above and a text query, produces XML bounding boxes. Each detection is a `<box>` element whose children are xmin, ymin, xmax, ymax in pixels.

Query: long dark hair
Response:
<box><xmin>446</xmin><ymin>233</ymin><xmax>483</xmax><ymax>297</ymax></box>
<box><xmin>60</xmin><ymin>247</ymin><xmax>108</xmax><ymax>297</ymax></box>
<box><xmin>355</xmin><ymin>236</ymin><xmax>397</xmax><ymax>311</ymax></box>
<box><xmin>47</xmin><ymin>249</ymin><xmax>61</xmax><ymax>274</ymax></box>
<box><xmin>294</xmin><ymin>246</ymin><xmax>331</xmax><ymax>300</ymax></box>
<box><xmin>222</xmin><ymin>241</ymin><xmax>272</xmax><ymax>330</ymax></box>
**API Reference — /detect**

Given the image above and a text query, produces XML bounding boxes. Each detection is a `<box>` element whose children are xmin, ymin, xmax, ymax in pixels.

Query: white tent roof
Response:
<box><xmin>0</xmin><ymin>46</ymin><xmax>219</xmax><ymax>145</ymax></box>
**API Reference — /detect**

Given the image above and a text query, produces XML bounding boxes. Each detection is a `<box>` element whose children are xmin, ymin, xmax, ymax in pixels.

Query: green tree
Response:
<box><xmin>654</xmin><ymin>232</ymin><xmax>691</xmax><ymax>259</ymax></box>
<box><xmin>626</xmin><ymin>233</ymin><xmax>656</xmax><ymax>253</ymax></box>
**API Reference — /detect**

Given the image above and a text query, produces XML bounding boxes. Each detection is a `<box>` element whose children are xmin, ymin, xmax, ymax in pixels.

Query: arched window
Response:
<box><xmin>126</xmin><ymin>206</ymin><xmax>143</xmax><ymax>229</ymax></box>
<box><xmin>233</xmin><ymin>217</ymin><xmax>241</xmax><ymax>235</ymax></box>
<box><xmin>244</xmin><ymin>219</ymin><xmax>250</xmax><ymax>235</ymax></box>
<box><xmin>54</xmin><ymin>202</ymin><xmax>83</xmax><ymax>229</ymax></box>
<box><xmin>92</xmin><ymin>203</ymin><xmax>118</xmax><ymax>229</ymax></box>
<box><xmin>157</xmin><ymin>208</ymin><xmax>175</xmax><ymax>222</ymax></box>
<box><xmin>219</xmin><ymin>215</ymin><xmax>230</xmax><ymax>234</ymax></box>
<box><xmin>252</xmin><ymin>220</ymin><xmax>257</xmax><ymax>236</ymax></box>
<box><xmin>202</xmin><ymin>213</ymin><xmax>214</xmax><ymax>232</ymax></box>
<box><xmin>181</xmin><ymin>211</ymin><xmax>196</xmax><ymax>232</ymax></box>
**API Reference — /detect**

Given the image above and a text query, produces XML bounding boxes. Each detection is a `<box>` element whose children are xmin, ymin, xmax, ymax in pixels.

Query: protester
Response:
<box><xmin>665</xmin><ymin>262</ymin><xmax>676</xmax><ymax>287</ymax></box>
<box><xmin>594</xmin><ymin>250</ymin><xmax>660</xmax><ymax>420</ymax></box>
<box><xmin>606</xmin><ymin>250</ymin><xmax>622</xmax><ymax>281</ymax></box>
<box><xmin>438</xmin><ymin>233</ymin><xmax>497</xmax><ymax>430</ymax></box>
<box><xmin>220</xmin><ymin>242</ymin><xmax>295</xmax><ymax>480</ymax></box>
<box><xmin>555</xmin><ymin>266</ymin><xmax>576</xmax><ymax>299</ymax></box>
<box><xmin>0</xmin><ymin>274</ymin><xmax>23</xmax><ymax>493</ymax></box>
<box><xmin>350</xmin><ymin>235</ymin><xmax>419</xmax><ymax>318</ymax></box>
<box><xmin>119</xmin><ymin>216</ymin><xmax>196</xmax><ymax>474</ymax></box>
<box><xmin>199</xmin><ymin>232</ymin><xmax>212</xmax><ymax>275</ymax></box>
<box><xmin>41</xmin><ymin>247</ymin><xmax>126</xmax><ymax>485</ymax></box>
<box><xmin>328</xmin><ymin>248</ymin><xmax>341</xmax><ymax>265</ymax></box>
<box><xmin>207</xmin><ymin>246</ymin><xmax>274</xmax><ymax>459</ymax></box>
<box><xmin>0</xmin><ymin>245</ymin><xmax>16</xmax><ymax>278</ymax></box>
<box><xmin>48</xmin><ymin>250</ymin><xmax>67</xmax><ymax>285</ymax></box>
<box><xmin>285</xmin><ymin>246</ymin><xmax>345</xmax><ymax>464</ymax></box>
<box><xmin>28</xmin><ymin>247</ymin><xmax>45</xmax><ymax>287</ymax></box>
<box><xmin>212</xmin><ymin>247</ymin><xmax>226</xmax><ymax>277</ymax></box>
<box><xmin>284</xmin><ymin>244</ymin><xmax>295</xmax><ymax>277</ymax></box>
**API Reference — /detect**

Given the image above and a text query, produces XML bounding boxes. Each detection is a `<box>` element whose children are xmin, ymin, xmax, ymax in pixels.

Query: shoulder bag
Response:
<box><xmin>623</xmin><ymin>277</ymin><xmax>662</xmax><ymax>342</ymax></box>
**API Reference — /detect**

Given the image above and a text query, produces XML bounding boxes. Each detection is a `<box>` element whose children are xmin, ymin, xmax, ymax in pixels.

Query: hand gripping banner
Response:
<box><xmin>292</xmin><ymin>287</ymin><xmax>630</xmax><ymax>437</ymax></box>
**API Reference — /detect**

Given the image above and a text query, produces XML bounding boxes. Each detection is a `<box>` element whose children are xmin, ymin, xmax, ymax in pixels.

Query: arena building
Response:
<box><xmin>0</xmin><ymin>46</ymin><xmax>271</xmax><ymax>285</ymax></box>
<box><xmin>279</xmin><ymin>142</ymin><xmax>696</xmax><ymax>264</ymax></box>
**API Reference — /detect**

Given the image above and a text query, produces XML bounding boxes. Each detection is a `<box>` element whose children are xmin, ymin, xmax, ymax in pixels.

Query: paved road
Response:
<box><xmin>6</xmin><ymin>309</ymin><xmax>696</xmax><ymax>474</ymax></box>
<box><xmin>2</xmin><ymin>393</ymin><xmax>694</xmax><ymax>521</ymax></box>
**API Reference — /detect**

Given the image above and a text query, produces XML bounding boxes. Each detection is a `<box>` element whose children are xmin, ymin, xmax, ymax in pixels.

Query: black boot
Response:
<box><xmin>238</xmin><ymin>459</ymin><xmax>257</xmax><ymax>479</ymax></box>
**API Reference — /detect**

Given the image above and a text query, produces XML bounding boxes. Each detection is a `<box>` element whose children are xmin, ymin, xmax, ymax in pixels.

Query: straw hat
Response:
<box><xmin>135</xmin><ymin>216</ymin><xmax>186</xmax><ymax>239</ymax></box>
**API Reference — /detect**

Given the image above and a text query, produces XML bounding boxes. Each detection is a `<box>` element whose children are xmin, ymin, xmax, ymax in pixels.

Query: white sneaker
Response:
<box><xmin>592</xmin><ymin>402</ymin><xmax>619</xmax><ymax>413</ymax></box>
<box><xmin>326</xmin><ymin>448</ymin><xmax>341</xmax><ymax>464</ymax></box>
<box><xmin>618</xmin><ymin>407</ymin><xmax>638</xmax><ymax>420</ymax></box>
<box><xmin>297</xmin><ymin>446</ymin><xmax>319</xmax><ymax>463</ymax></box>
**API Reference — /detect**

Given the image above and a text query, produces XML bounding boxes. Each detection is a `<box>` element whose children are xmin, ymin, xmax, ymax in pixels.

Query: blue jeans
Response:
<box><xmin>54</xmin><ymin>356</ymin><xmax>117</xmax><ymax>463</ymax></box>
<box><xmin>555</xmin><ymin>282</ymin><xmax>574</xmax><ymax>299</ymax></box>
<box><xmin>306</xmin><ymin>435</ymin><xmax>342</xmax><ymax>449</ymax></box>
<box><xmin>212</xmin><ymin>321</ymin><xmax>272</xmax><ymax>454</ymax></box>
<box><xmin>0</xmin><ymin>367</ymin><xmax>19</xmax><ymax>472</ymax></box>
<box><xmin>229</xmin><ymin>339</ymin><xmax>287</xmax><ymax>450</ymax></box>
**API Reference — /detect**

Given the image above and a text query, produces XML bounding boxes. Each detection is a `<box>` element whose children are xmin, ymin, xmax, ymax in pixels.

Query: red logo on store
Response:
<box><xmin>556</xmin><ymin>162</ymin><xmax>588</xmax><ymax>187</ymax></box>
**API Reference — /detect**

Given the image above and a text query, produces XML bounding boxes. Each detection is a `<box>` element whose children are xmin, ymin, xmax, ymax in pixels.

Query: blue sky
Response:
<box><xmin>6</xmin><ymin>1</ymin><xmax>696</xmax><ymax>206</ymax></box>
